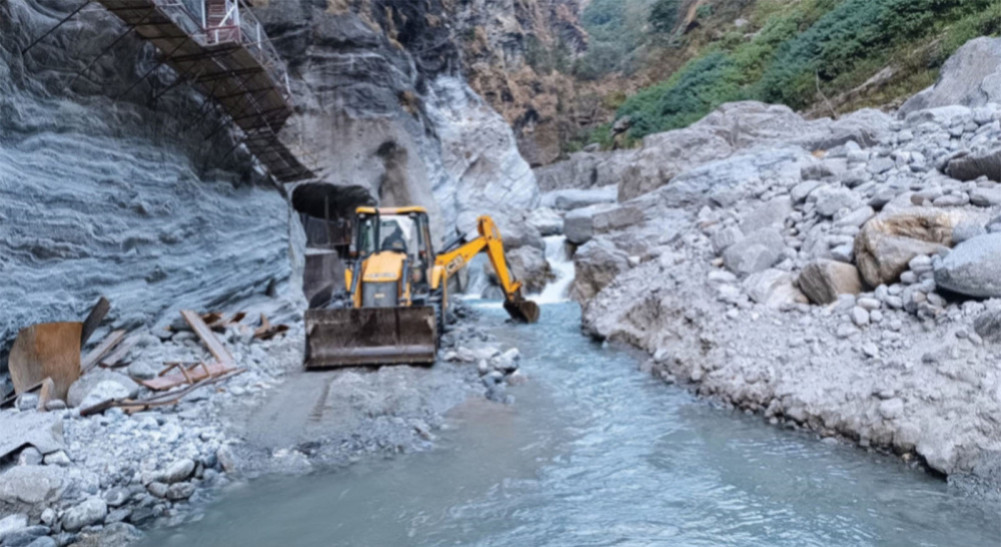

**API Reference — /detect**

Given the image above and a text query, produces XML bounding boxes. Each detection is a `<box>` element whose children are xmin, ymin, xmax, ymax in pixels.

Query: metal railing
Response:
<box><xmin>152</xmin><ymin>0</ymin><xmax>293</xmax><ymax>100</ymax></box>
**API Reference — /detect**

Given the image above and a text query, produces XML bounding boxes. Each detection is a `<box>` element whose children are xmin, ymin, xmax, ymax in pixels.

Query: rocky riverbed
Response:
<box><xmin>533</xmin><ymin>37</ymin><xmax>1001</xmax><ymax>494</ymax></box>
<box><xmin>0</xmin><ymin>303</ymin><xmax>525</xmax><ymax>546</ymax></box>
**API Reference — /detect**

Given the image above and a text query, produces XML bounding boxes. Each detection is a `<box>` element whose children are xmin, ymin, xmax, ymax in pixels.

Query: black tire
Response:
<box><xmin>430</xmin><ymin>292</ymin><xmax>446</xmax><ymax>348</ymax></box>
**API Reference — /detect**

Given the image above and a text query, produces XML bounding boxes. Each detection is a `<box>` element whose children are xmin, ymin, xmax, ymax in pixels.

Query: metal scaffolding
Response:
<box><xmin>88</xmin><ymin>0</ymin><xmax>313</xmax><ymax>182</ymax></box>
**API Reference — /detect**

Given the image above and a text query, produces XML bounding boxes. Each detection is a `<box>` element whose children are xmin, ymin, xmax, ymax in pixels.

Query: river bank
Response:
<box><xmin>535</xmin><ymin>38</ymin><xmax>1001</xmax><ymax>493</ymax></box>
<box><xmin>142</xmin><ymin>303</ymin><xmax>1001</xmax><ymax>546</ymax></box>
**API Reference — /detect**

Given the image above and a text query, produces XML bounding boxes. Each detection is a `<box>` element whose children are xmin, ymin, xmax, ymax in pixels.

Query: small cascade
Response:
<box><xmin>535</xmin><ymin>235</ymin><xmax>575</xmax><ymax>304</ymax></box>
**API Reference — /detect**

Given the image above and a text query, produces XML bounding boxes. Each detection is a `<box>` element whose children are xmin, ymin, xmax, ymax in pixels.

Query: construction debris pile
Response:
<box><xmin>0</xmin><ymin>299</ymin><xmax>298</xmax><ymax>546</ymax></box>
<box><xmin>0</xmin><ymin>295</ymin><xmax>532</xmax><ymax>545</ymax></box>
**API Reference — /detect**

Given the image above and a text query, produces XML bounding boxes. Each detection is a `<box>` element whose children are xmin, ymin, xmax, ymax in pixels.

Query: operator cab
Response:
<box><xmin>352</xmin><ymin>207</ymin><xmax>436</xmax><ymax>293</ymax></box>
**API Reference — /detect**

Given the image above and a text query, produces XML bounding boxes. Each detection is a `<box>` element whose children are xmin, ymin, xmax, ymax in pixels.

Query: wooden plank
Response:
<box><xmin>81</xmin><ymin>330</ymin><xmax>126</xmax><ymax>373</ymax></box>
<box><xmin>99</xmin><ymin>333</ymin><xmax>138</xmax><ymax>368</ymax></box>
<box><xmin>80</xmin><ymin>297</ymin><xmax>110</xmax><ymax>346</ymax></box>
<box><xmin>181</xmin><ymin>310</ymin><xmax>234</xmax><ymax>365</ymax></box>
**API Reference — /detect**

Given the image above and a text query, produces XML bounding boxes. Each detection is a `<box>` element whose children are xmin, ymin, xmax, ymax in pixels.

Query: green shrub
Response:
<box><xmin>618</xmin><ymin>0</ymin><xmax>1001</xmax><ymax>140</ymax></box>
<box><xmin>650</xmin><ymin>0</ymin><xmax>681</xmax><ymax>34</ymax></box>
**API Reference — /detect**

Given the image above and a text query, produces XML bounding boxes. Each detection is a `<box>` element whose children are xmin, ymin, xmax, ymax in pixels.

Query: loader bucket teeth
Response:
<box><xmin>504</xmin><ymin>298</ymin><xmax>541</xmax><ymax>324</ymax></box>
<box><xmin>304</xmin><ymin>307</ymin><xmax>437</xmax><ymax>369</ymax></box>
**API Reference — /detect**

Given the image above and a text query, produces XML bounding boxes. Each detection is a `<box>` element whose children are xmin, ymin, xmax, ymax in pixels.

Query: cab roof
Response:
<box><xmin>356</xmin><ymin>206</ymin><xmax>428</xmax><ymax>216</ymax></box>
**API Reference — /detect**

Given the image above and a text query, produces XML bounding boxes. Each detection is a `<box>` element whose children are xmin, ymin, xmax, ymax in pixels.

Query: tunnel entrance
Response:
<box><xmin>291</xmin><ymin>183</ymin><xmax>375</xmax><ymax>308</ymax></box>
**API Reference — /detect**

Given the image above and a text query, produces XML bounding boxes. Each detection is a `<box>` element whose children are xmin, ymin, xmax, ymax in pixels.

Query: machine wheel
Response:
<box><xmin>432</xmin><ymin>300</ymin><xmax>445</xmax><ymax>349</ymax></box>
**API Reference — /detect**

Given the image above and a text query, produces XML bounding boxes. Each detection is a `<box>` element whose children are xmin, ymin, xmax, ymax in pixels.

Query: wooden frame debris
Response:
<box><xmin>140</xmin><ymin>361</ymin><xmax>238</xmax><ymax>392</ymax></box>
<box><xmin>79</xmin><ymin>368</ymin><xmax>244</xmax><ymax>417</ymax></box>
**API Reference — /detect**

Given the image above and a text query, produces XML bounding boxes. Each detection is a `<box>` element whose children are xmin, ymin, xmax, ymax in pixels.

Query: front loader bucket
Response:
<box><xmin>304</xmin><ymin>307</ymin><xmax>437</xmax><ymax>369</ymax></box>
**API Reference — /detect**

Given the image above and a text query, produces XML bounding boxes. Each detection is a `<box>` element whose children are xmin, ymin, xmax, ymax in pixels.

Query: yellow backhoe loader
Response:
<box><xmin>304</xmin><ymin>207</ymin><xmax>540</xmax><ymax>369</ymax></box>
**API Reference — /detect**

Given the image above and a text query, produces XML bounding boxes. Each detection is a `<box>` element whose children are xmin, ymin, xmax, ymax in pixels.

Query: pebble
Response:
<box><xmin>851</xmin><ymin>307</ymin><xmax>870</xmax><ymax>327</ymax></box>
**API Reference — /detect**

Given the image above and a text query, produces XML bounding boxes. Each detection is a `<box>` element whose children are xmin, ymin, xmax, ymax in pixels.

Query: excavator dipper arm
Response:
<box><xmin>433</xmin><ymin>216</ymin><xmax>540</xmax><ymax>323</ymax></box>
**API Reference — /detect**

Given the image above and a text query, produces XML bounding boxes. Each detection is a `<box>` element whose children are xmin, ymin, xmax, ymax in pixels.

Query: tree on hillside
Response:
<box><xmin>650</xmin><ymin>0</ymin><xmax>681</xmax><ymax>34</ymax></box>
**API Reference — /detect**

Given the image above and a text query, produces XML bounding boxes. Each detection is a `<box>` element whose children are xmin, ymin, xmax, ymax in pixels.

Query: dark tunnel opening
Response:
<box><xmin>291</xmin><ymin>183</ymin><xmax>376</xmax><ymax>308</ymax></box>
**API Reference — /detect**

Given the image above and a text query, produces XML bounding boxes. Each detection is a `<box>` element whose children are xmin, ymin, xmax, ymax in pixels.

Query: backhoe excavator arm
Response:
<box><xmin>433</xmin><ymin>216</ymin><xmax>540</xmax><ymax>323</ymax></box>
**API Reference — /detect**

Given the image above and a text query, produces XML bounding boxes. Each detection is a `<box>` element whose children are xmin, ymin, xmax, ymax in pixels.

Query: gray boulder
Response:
<box><xmin>739</xmin><ymin>196</ymin><xmax>792</xmax><ymax>234</ymax></box>
<box><xmin>797</xmin><ymin>259</ymin><xmax>863</xmax><ymax>305</ymax></box>
<box><xmin>67</xmin><ymin>370</ymin><xmax>139</xmax><ymax>408</ymax></box>
<box><xmin>0</xmin><ymin>514</ymin><xmax>28</xmax><ymax>542</ymax></box>
<box><xmin>570</xmin><ymin>238</ymin><xmax>630</xmax><ymax>303</ymax></box>
<box><xmin>541</xmin><ymin>186</ymin><xmax>618</xmax><ymax>211</ymax></box>
<box><xmin>492</xmin><ymin>246</ymin><xmax>550</xmax><ymax>293</ymax></box>
<box><xmin>899</xmin><ymin>37</ymin><xmax>1001</xmax><ymax>115</ymax></box>
<box><xmin>935</xmin><ymin>234</ymin><xmax>1001</xmax><ymax>298</ymax></box>
<box><xmin>973</xmin><ymin>309</ymin><xmax>1001</xmax><ymax>343</ymax></box>
<box><xmin>526</xmin><ymin>207</ymin><xmax>563</xmax><ymax>237</ymax></box>
<box><xmin>534</xmin><ymin>150</ymin><xmax>635</xmax><ymax>192</ymax></box>
<box><xmin>813</xmin><ymin>187</ymin><xmax>861</xmax><ymax>217</ymax></box>
<box><xmin>563</xmin><ymin>204</ymin><xmax>643</xmax><ymax>246</ymax></box>
<box><xmin>0</xmin><ymin>466</ymin><xmax>66</xmax><ymax>507</ymax></box>
<box><xmin>723</xmin><ymin>229</ymin><xmax>785</xmax><ymax>276</ymax></box>
<box><xmin>61</xmin><ymin>498</ymin><xmax>107</xmax><ymax>532</ymax></box>
<box><xmin>743</xmin><ymin>269</ymin><xmax>807</xmax><ymax>308</ymax></box>
<box><xmin>947</xmin><ymin>148</ymin><xmax>1001</xmax><ymax>182</ymax></box>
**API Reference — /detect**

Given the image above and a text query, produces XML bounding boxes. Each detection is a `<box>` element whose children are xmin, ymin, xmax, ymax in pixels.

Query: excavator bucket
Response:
<box><xmin>504</xmin><ymin>298</ymin><xmax>541</xmax><ymax>324</ymax></box>
<box><xmin>304</xmin><ymin>307</ymin><xmax>438</xmax><ymax>369</ymax></box>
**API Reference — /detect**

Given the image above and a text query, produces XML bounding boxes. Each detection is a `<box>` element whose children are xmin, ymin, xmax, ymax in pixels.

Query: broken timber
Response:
<box><xmin>91</xmin><ymin>0</ymin><xmax>313</xmax><ymax>182</ymax></box>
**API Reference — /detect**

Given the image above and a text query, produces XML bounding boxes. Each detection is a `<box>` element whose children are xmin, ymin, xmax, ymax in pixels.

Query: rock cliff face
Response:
<box><xmin>254</xmin><ymin>0</ymin><xmax>540</xmax><ymax>240</ymax></box>
<box><xmin>449</xmin><ymin>0</ymin><xmax>591</xmax><ymax>167</ymax></box>
<box><xmin>1</xmin><ymin>1</ymin><xmax>301</xmax><ymax>368</ymax></box>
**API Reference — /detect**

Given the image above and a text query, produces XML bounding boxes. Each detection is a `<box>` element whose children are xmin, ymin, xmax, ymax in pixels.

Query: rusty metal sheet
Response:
<box><xmin>304</xmin><ymin>307</ymin><xmax>437</xmax><ymax>369</ymax></box>
<box><xmin>80</xmin><ymin>297</ymin><xmax>110</xmax><ymax>346</ymax></box>
<box><xmin>181</xmin><ymin>310</ymin><xmax>234</xmax><ymax>365</ymax></box>
<box><xmin>9</xmin><ymin>322</ymin><xmax>83</xmax><ymax>400</ymax></box>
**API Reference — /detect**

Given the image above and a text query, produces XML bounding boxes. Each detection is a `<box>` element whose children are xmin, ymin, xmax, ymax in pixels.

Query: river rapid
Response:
<box><xmin>152</xmin><ymin>303</ymin><xmax>1001</xmax><ymax>546</ymax></box>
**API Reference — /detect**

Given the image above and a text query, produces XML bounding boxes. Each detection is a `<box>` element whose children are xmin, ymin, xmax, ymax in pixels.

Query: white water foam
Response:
<box><xmin>534</xmin><ymin>235</ymin><xmax>574</xmax><ymax>304</ymax></box>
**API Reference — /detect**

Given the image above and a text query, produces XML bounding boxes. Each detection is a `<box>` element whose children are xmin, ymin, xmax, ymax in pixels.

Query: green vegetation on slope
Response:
<box><xmin>610</xmin><ymin>0</ymin><xmax>1001</xmax><ymax>142</ymax></box>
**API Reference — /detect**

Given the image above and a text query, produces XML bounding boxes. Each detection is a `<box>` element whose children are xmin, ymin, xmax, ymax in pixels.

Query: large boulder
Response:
<box><xmin>570</xmin><ymin>238</ymin><xmax>630</xmax><ymax>303</ymax></box>
<box><xmin>67</xmin><ymin>370</ymin><xmax>140</xmax><ymax>408</ymax></box>
<box><xmin>854</xmin><ymin>208</ymin><xmax>961</xmax><ymax>287</ymax></box>
<box><xmin>618</xmin><ymin>101</ymin><xmax>891</xmax><ymax>202</ymax></box>
<box><xmin>526</xmin><ymin>207</ymin><xmax>563</xmax><ymax>236</ymax></box>
<box><xmin>540</xmin><ymin>185</ymin><xmax>618</xmax><ymax>211</ymax></box>
<box><xmin>973</xmin><ymin>309</ymin><xmax>1001</xmax><ymax>343</ymax></box>
<box><xmin>563</xmin><ymin>204</ymin><xmax>643</xmax><ymax>246</ymax></box>
<box><xmin>899</xmin><ymin>37</ymin><xmax>1001</xmax><ymax>116</ymax></box>
<box><xmin>490</xmin><ymin>246</ymin><xmax>551</xmax><ymax>293</ymax></box>
<box><xmin>0</xmin><ymin>466</ymin><xmax>66</xmax><ymax>510</ymax></box>
<box><xmin>618</xmin><ymin>126</ymin><xmax>733</xmax><ymax>202</ymax></box>
<box><xmin>61</xmin><ymin>498</ymin><xmax>107</xmax><ymax>532</ymax></box>
<box><xmin>723</xmin><ymin>229</ymin><xmax>785</xmax><ymax>277</ymax></box>
<box><xmin>946</xmin><ymin>148</ymin><xmax>1001</xmax><ymax>182</ymax></box>
<box><xmin>739</xmin><ymin>196</ymin><xmax>792</xmax><ymax>234</ymax></box>
<box><xmin>797</xmin><ymin>259</ymin><xmax>863</xmax><ymax>305</ymax></box>
<box><xmin>656</xmin><ymin>147</ymin><xmax>813</xmax><ymax>210</ymax></box>
<box><xmin>934</xmin><ymin>234</ymin><xmax>1001</xmax><ymax>298</ymax></box>
<box><xmin>534</xmin><ymin>150</ymin><xmax>636</xmax><ymax>191</ymax></box>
